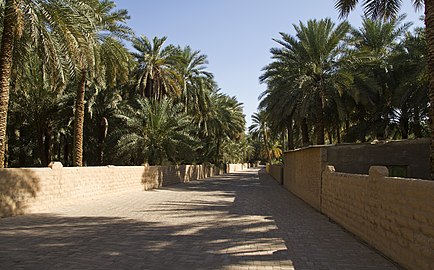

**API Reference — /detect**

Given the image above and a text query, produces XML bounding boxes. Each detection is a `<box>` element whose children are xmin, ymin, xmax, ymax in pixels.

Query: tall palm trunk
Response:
<box><xmin>413</xmin><ymin>107</ymin><xmax>423</xmax><ymax>138</ymax></box>
<box><xmin>44</xmin><ymin>126</ymin><xmax>53</xmax><ymax>166</ymax></box>
<box><xmin>73</xmin><ymin>68</ymin><xmax>87</xmax><ymax>167</ymax></box>
<box><xmin>145</xmin><ymin>77</ymin><xmax>153</xmax><ymax>98</ymax></box>
<box><xmin>263</xmin><ymin>129</ymin><xmax>272</xmax><ymax>164</ymax></box>
<box><xmin>98</xmin><ymin>117</ymin><xmax>108</xmax><ymax>165</ymax></box>
<box><xmin>63</xmin><ymin>134</ymin><xmax>70</xmax><ymax>166</ymax></box>
<box><xmin>215</xmin><ymin>136</ymin><xmax>221</xmax><ymax>164</ymax></box>
<box><xmin>426</xmin><ymin>0</ymin><xmax>434</xmax><ymax>178</ymax></box>
<box><xmin>0</xmin><ymin>0</ymin><xmax>18</xmax><ymax>168</ymax></box>
<box><xmin>399</xmin><ymin>106</ymin><xmax>409</xmax><ymax>139</ymax></box>
<box><xmin>287</xmin><ymin>120</ymin><xmax>294</xmax><ymax>150</ymax></box>
<box><xmin>301</xmin><ymin>118</ymin><xmax>310</xmax><ymax>146</ymax></box>
<box><xmin>316</xmin><ymin>90</ymin><xmax>325</xmax><ymax>145</ymax></box>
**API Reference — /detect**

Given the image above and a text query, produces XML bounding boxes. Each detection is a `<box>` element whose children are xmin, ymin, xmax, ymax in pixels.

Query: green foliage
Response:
<box><xmin>2</xmin><ymin>2</ymin><xmax>250</xmax><ymax>167</ymax></box>
<box><xmin>257</xmin><ymin>16</ymin><xmax>428</xmax><ymax>148</ymax></box>
<box><xmin>112</xmin><ymin>98</ymin><xmax>199</xmax><ymax>165</ymax></box>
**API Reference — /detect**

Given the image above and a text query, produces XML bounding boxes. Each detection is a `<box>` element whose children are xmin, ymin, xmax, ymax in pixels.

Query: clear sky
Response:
<box><xmin>113</xmin><ymin>0</ymin><xmax>423</xmax><ymax>128</ymax></box>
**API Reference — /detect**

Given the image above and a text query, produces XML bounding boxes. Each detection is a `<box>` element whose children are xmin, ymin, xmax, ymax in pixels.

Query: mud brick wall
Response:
<box><xmin>268</xmin><ymin>165</ymin><xmax>283</xmax><ymax>184</ymax></box>
<box><xmin>283</xmin><ymin>147</ymin><xmax>326</xmax><ymax>210</ymax></box>
<box><xmin>0</xmin><ymin>163</ymin><xmax>234</xmax><ymax>217</ymax></box>
<box><xmin>322</xmin><ymin>166</ymin><xmax>434</xmax><ymax>270</ymax></box>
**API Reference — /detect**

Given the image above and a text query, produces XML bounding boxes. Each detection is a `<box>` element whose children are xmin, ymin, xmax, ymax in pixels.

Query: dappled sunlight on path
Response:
<box><xmin>0</xmin><ymin>169</ymin><xmax>398</xmax><ymax>269</ymax></box>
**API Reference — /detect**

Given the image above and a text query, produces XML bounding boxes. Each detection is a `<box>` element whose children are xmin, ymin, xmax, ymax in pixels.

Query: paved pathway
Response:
<box><xmin>0</xmin><ymin>168</ymin><xmax>399</xmax><ymax>270</ymax></box>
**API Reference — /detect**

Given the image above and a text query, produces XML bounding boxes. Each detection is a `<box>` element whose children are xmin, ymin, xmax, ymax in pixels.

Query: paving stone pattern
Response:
<box><xmin>0</xmin><ymin>168</ymin><xmax>399</xmax><ymax>270</ymax></box>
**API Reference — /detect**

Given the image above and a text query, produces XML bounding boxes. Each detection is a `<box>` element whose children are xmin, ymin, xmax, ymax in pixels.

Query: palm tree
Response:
<box><xmin>175</xmin><ymin>46</ymin><xmax>214</xmax><ymax>114</ymax></box>
<box><xmin>343</xmin><ymin>16</ymin><xmax>411</xmax><ymax>140</ymax></box>
<box><xmin>390</xmin><ymin>27</ymin><xmax>428</xmax><ymax>138</ymax></box>
<box><xmin>84</xmin><ymin>87</ymin><xmax>123</xmax><ymax>165</ymax></box>
<box><xmin>221</xmin><ymin>135</ymin><xmax>254</xmax><ymax>164</ymax></box>
<box><xmin>0</xmin><ymin>0</ymin><xmax>96</xmax><ymax>168</ymax></box>
<box><xmin>259</xmin><ymin>56</ymin><xmax>310</xmax><ymax>148</ymax></box>
<box><xmin>249</xmin><ymin>111</ymin><xmax>272</xmax><ymax>164</ymax></box>
<box><xmin>6</xmin><ymin>56</ymin><xmax>60</xmax><ymax>166</ymax></box>
<box><xmin>334</xmin><ymin>0</ymin><xmax>434</xmax><ymax>176</ymax></box>
<box><xmin>265</xmin><ymin>19</ymin><xmax>350</xmax><ymax>145</ymax></box>
<box><xmin>113</xmin><ymin>98</ymin><xmax>198</xmax><ymax>165</ymax></box>
<box><xmin>72</xmin><ymin>0</ymin><xmax>132</xmax><ymax>166</ymax></box>
<box><xmin>132</xmin><ymin>36</ymin><xmax>182</xmax><ymax>99</ymax></box>
<box><xmin>204</xmin><ymin>90</ymin><xmax>246</xmax><ymax>164</ymax></box>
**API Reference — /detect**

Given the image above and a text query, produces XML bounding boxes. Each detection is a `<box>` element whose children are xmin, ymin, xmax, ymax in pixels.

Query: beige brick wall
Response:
<box><xmin>322</xmin><ymin>166</ymin><xmax>434</xmax><ymax>270</ymax></box>
<box><xmin>0</xmin><ymin>162</ymin><xmax>234</xmax><ymax>218</ymax></box>
<box><xmin>268</xmin><ymin>165</ymin><xmax>283</xmax><ymax>184</ymax></box>
<box><xmin>283</xmin><ymin>147</ymin><xmax>326</xmax><ymax>210</ymax></box>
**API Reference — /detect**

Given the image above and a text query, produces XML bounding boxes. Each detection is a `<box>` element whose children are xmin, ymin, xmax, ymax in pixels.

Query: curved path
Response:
<box><xmin>0</xmin><ymin>168</ymin><xmax>399</xmax><ymax>270</ymax></box>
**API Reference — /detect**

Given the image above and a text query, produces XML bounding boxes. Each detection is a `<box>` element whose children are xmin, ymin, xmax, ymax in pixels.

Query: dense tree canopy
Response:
<box><xmin>0</xmin><ymin>0</ymin><xmax>247</xmax><ymax>167</ymax></box>
<box><xmin>0</xmin><ymin>1</ymin><xmax>429</xmax><ymax>169</ymax></box>
<box><xmin>257</xmin><ymin>16</ymin><xmax>428</xmax><ymax>157</ymax></box>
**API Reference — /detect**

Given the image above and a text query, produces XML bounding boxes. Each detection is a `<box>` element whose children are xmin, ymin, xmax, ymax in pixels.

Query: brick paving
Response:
<box><xmin>0</xmin><ymin>168</ymin><xmax>399</xmax><ymax>270</ymax></box>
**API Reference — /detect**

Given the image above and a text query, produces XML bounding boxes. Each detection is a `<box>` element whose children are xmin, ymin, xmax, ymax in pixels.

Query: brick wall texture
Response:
<box><xmin>280</xmin><ymin>142</ymin><xmax>434</xmax><ymax>270</ymax></box>
<box><xmin>268</xmin><ymin>165</ymin><xmax>283</xmax><ymax>184</ymax></box>
<box><xmin>283</xmin><ymin>147</ymin><xmax>325</xmax><ymax>210</ymax></box>
<box><xmin>0</xmin><ymin>163</ymin><xmax>232</xmax><ymax>218</ymax></box>
<box><xmin>322</xmin><ymin>166</ymin><xmax>434</xmax><ymax>270</ymax></box>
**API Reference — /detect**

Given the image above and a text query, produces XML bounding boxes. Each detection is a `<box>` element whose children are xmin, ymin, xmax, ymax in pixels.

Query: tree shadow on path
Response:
<box><xmin>0</xmin><ymin>169</ymin><xmax>399</xmax><ymax>270</ymax></box>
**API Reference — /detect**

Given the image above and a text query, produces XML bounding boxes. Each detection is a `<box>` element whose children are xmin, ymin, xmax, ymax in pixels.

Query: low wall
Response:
<box><xmin>327</xmin><ymin>138</ymin><xmax>430</xmax><ymax>179</ymax></box>
<box><xmin>283</xmin><ymin>147</ymin><xmax>326</xmax><ymax>210</ymax></box>
<box><xmin>0</xmin><ymin>162</ymin><xmax>232</xmax><ymax>218</ymax></box>
<box><xmin>282</xmin><ymin>139</ymin><xmax>431</xmax><ymax>211</ymax></box>
<box><xmin>227</xmin><ymin>163</ymin><xmax>249</xmax><ymax>173</ymax></box>
<box><xmin>268</xmin><ymin>165</ymin><xmax>283</xmax><ymax>184</ymax></box>
<box><xmin>322</xmin><ymin>166</ymin><xmax>434</xmax><ymax>270</ymax></box>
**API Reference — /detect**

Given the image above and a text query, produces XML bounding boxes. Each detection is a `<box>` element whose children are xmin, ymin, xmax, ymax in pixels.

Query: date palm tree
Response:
<box><xmin>72</xmin><ymin>0</ymin><xmax>132</xmax><ymax>166</ymax></box>
<box><xmin>334</xmin><ymin>0</ymin><xmax>434</xmax><ymax>176</ymax></box>
<box><xmin>113</xmin><ymin>98</ymin><xmax>198</xmax><ymax>165</ymax></box>
<box><xmin>0</xmin><ymin>0</ymin><xmax>96</xmax><ymax>168</ymax></box>
<box><xmin>249</xmin><ymin>111</ymin><xmax>272</xmax><ymax>164</ymax></box>
<box><xmin>175</xmin><ymin>45</ymin><xmax>214</xmax><ymax>119</ymax></box>
<box><xmin>344</xmin><ymin>16</ymin><xmax>411</xmax><ymax>139</ymax></box>
<box><xmin>270</xmin><ymin>19</ymin><xmax>350</xmax><ymax>145</ymax></box>
<box><xmin>260</xmin><ymin>53</ymin><xmax>312</xmax><ymax>148</ymax></box>
<box><xmin>132</xmin><ymin>36</ymin><xmax>182</xmax><ymax>99</ymax></box>
<box><xmin>205</xmin><ymin>90</ymin><xmax>245</xmax><ymax>164</ymax></box>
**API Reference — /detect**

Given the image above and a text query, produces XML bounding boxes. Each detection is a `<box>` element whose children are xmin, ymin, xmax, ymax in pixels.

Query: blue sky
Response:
<box><xmin>114</xmin><ymin>0</ymin><xmax>423</xmax><ymax>127</ymax></box>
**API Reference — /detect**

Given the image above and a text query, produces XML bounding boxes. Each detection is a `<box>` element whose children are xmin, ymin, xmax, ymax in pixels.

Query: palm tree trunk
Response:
<box><xmin>3</xmin><ymin>134</ymin><xmax>8</xmax><ymax>168</ymax></box>
<box><xmin>18</xmin><ymin>127</ymin><xmax>26</xmax><ymax>166</ymax></box>
<box><xmin>316</xmin><ymin>94</ymin><xmax>325</xmax><ymax>145</ymax></box>
<box><xmin>399</xmin><ymin>107</ymin><xmax>409</xmax><ymax>139</ymax></box>
<box><xmin>0</xmin><ymin>0</ymin><xmax>18</xmax><ymax>168</ymax></box>
<box><xmin>413</xmin><ymin>107</ymin><xmax>423</xmax><ymax>138</ymax></box>
<box><xmin>37</xmin><ymin>128</ymin><xmax>45</xmax><ymax>166</ymax></box>
<box><xmin>98</xmin><ymin>117</ymin><xmax>108</xmax><ymax>165</ymax></box>
<box><xmin>287</xmin><ymin>120</ymin><xmax>294</xmax><ymax>150</ymax></box>
<box><xmin>63</xmin><ymin>134</ymin><xmax>70</xmax><ymax>166</ymax></box>
<box><xmin>327</xmin><ymin>130</ymin><xmax>333</xmax><ymax>144</ymax></box>
<box><xmin>145</xmin><ymin>77</ymin><xmax>152</xmax><ymax>98</ymax></box>
<box><xmin>263</xmin><ymin>129</ymin><xmax>271</xmax><ymax>164</ymax></box>
<box><xmin>44</xmin><ymin>126</ymin><xmax>52</xmax><ymax>166</ymax></box>
<box><xmin>216</xmin><ymin>136</ymin><xmax>221</xmax><ymax>164</ymax></box>
<box><xmin>73</xmin><ymin>68</ymin><xmax>86</xmax><ymax>167</ymax></box>
<box><xmin>425</xmin><ymin>0</ymin><xmax>434</xmax><ymax>178</ymax></box>
<box><xmin>301</xmin><ymin>118</ymin><xmax>309</xmax><ymax>146</ymax></box>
